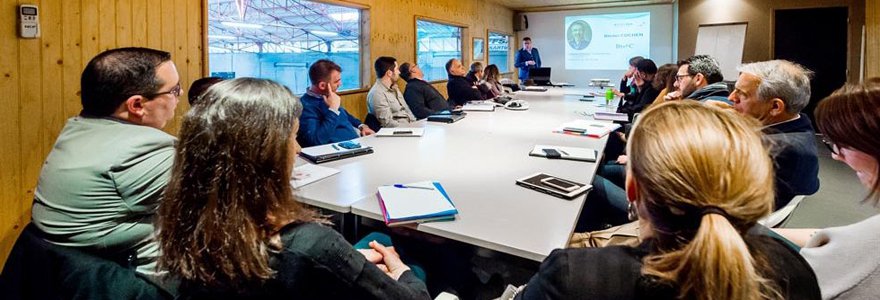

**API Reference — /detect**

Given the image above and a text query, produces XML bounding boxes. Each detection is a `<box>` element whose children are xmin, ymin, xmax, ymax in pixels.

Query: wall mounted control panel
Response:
<box><xmin>19</xmin><ymin>4</ymin><xmax>40</xmax><ymax>39</ymax></box>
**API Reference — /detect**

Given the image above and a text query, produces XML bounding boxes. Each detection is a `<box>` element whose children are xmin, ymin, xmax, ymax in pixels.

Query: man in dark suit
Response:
<box><xmin>445</xmin><ymin>58</ymin><xmax>484</xmax><ymax>107</ymax></box>
<box><xmin>514</xmin><ymin>37</ymin><xmax>541</xmax><ymax>82</ymax></box>
<box><xmin>400</xmin><ymin>62</ymin><xmax>449</xmax><ymax>119</ymax></box>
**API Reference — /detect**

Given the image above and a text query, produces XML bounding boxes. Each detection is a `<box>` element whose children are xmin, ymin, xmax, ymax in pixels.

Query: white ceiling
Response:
<box><xmin>488</xmin><ymin>0</ymin><xmax>674</xmax><ymax>12</ymax></box>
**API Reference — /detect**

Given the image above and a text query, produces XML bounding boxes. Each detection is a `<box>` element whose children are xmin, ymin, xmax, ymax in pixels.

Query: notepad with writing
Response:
<box><xmin>377</xmin><ymin>181</ymin><xmax>457</xmax><ymax>226</ymax></box>
<box><xmin>553</xmin><ymin>120</ymin><xmax>620</xmax><ymax>138</ymax></box>
<box><xmin>376</xmin><ymin>127</ymin><xmax>424</xmax><ymax>137</ymax></box>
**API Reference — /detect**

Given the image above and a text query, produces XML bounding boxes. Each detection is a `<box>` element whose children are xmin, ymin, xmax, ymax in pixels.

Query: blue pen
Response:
<box><xmin>393</xmin><ymin>184</ymin><xmax>434</xmax><ymax>190</ymax></box>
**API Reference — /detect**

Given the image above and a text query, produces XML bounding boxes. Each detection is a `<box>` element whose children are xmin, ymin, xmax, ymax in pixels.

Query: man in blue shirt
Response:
<box><xmin>298</xmin><ymin>59</ymin><xmax>374</xmax><ymax>147</ymax></box>
<box><xmin>514</xmin><ymin>37</ymin><xmax>542</xmax><ymax>82</ymax></box>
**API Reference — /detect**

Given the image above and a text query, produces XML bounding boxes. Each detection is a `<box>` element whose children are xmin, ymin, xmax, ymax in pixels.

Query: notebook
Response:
<box><xmin>592</xmin><ymin>111</ymin><xmax>629</xmax><ymax>122</ymax></box>
<box><xmin>375</xmin><ymin>127</ymin><xmax>424</xmax><ymax>137</ymax></box>
<box><xmin>553</xmin><ymin>120</ymin><xmax>621</xmax><ymax>138</ymax></box>
<box><xmin>515</xmin><ymin>173</ymin><xmax>591</xmax><ymax>200</ymax></box>
<box><xmin>427</xmin><ymin>113</ymin><xmax>466</xmax><ymax>123</ymax></box>
<box><xmin>299</xmin><ymin>140</ymin><xmax>374</xmax><ymax>164</ymax></box>
<box><xmin>529</xmin><ymin>145</ymin><xmax>598</xmax><ymax>162</ymax></box>
<box><xmin>522</xmin><ymin>86</ymin><xmax>548</xmax><ymax>92</ymax></box>
<box><xmin>377</xmin><ymin>181</ymin><xmax>457</xmax><ymax>226</ymax></box>
<box><xmin>290</xmin><ymin>163</ymin><xmax>340</xmax><ymax>188</ymax></box>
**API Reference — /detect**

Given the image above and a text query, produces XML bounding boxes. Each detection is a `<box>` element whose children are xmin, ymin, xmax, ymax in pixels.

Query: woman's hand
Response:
<box><xmin>370</xmin><ymin>240</ymin><xmax>411</xmax><ymax>280</ymax></box>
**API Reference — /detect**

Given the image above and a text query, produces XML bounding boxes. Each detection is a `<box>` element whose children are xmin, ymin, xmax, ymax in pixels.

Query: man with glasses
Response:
<box><xmin>730</xmin><ymin>60</ymin><xmax>820</xmax><ymax>209</ymax></box>
<box><xmin>666</xmin><ymin>54</ymin><xmax>731</xmax><ymax>104</ymax></box>
<box><xmin>31</xmin><ymin>47</ymin><xmax>179</xmax><ymax>291</ymax></box>
<box><xmin>514</xmin><ymin>37</ymin><xmax>542</xmax><ymax>82</ymax></box>
<box><xmin>400</xmin><ymin>62</ymin><xmax>449</xmax><ymax>119</ymax></box>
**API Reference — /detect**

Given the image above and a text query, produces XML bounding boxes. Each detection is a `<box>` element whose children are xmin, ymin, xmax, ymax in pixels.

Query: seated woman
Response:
<box><xmin>777</xmin><ymin>78</ymin><xmax>880</xmax><ymax>299</ymax></box>
<box><xmin>517</xmin><ymin>101</ymin><xmax>820</xmax><ymax>299</ymax></box>
<box><xmin>483</xmin><ymin>64</ymin><xmax>504</xmax><ymax>98</ymax></box>
<box><xmin>157</xmin><ymin>78</ymin><xmax>430</xmax><ymax>299</ymax></box>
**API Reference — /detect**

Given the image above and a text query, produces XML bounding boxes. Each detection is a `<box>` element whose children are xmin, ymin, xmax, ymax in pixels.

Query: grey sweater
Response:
<box><xmin>801</xmin><ymin>214</ymin><xmax>880</xmax><ymax>299</ymax></box>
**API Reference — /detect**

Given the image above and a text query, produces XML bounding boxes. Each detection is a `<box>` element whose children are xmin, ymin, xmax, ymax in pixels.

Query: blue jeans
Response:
<box><xmin>576</xmin><ymin>163</ymin><xmax>629</xmax><ymax>232</ymax></box>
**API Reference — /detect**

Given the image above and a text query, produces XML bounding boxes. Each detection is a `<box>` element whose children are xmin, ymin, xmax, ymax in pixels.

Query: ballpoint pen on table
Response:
<box><xmin>393</xmin><ymin>184</ymin><xmax>434</xmax><ymax>190</ymax></box>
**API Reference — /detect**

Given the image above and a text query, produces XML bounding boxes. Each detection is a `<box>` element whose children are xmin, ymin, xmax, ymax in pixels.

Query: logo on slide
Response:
<box><xmin>567</xmin><ymin>20</ymin><xmax>592</xmax><ymax>50</ymax></box>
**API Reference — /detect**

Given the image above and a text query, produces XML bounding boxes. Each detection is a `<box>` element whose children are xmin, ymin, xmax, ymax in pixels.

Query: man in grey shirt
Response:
<box><xmin>367</xmin><ymin>56</ymin><xmax>416</xmax><ymax>128</ymax></box>
<box><xmin>31</xmin><ymin>47</ymin><xmax>180</xmax><ymax>290</ymax></box>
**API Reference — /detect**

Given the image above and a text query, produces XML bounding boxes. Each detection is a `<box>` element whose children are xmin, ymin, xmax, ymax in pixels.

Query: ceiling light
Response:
<box><xmin>222</xmin><ymin>21</ymin><xmax>263</xmax><ymax>29</ymax></box>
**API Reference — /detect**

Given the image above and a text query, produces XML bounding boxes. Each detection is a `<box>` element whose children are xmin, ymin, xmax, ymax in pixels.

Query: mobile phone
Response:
<box><xmin>337</xmin><ymin>141</ymin><xmax>361</xmax><ymax>149</ymax></box>
<box><xmin>542</xmin><ymin>148</ymin><xmax>562</xmax><ymax>159</ymax></box>
<box><xmin>541</xmin><ymin>177</ymin><xmax>580</xmax><ymax>192</ymax></box>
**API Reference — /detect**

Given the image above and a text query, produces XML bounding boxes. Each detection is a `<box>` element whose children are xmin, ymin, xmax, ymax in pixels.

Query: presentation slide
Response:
<box><xmin>564</xmin><ymin>12</ymin><xmax>651</xmax><ymax>70</ymax></box>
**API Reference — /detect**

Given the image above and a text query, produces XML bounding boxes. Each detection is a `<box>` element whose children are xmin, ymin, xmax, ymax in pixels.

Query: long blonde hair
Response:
<box><xmin>628</xmin><ymin>101</ymin><xmax>780</xmax><ymax>300</ymax></box>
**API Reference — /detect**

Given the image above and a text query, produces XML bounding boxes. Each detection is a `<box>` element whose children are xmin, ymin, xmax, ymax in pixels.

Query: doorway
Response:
<box><xmin>774</xmin><ymin>7</ymin><xmax>849</xmax><ymax>125</ymax></box>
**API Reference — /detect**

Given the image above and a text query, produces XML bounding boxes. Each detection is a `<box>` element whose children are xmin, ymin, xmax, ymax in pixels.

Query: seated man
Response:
<box><xmin>466</xmin><ymin>61</ymin><xmax>492</xmax><ymax>99</ymax></box>
<box><xmin>298</xmin><ymin>59</ymin><xmax>374</xmax><ymax>147</ymax></box>
<box><xmin>31</xmin><ymin>47</ymin><xmax>179</xmax><ymax>290</ymax></box>
<box><xmin>577</xmin><ymin>59</ymin><xmax>820</xmax><ymax>231</ymax></box>
<box><xmin>666</xmin><ymin>54</ymin><xmax>731</xmax><ymax>103</ymax></box>
<box><xmin>400</xmin><ymin>63</ymin><xmax>449</xmax><ymax>119</ymax></box>
<box><xmin>446</xmin><ymin>58</ymin><xmax>484</xmax><ymax>107</ymax></box>
<box><xmin>367</xmin><ymin>56</ymin><xmax>416</xmax><ymax>128</ymax></box>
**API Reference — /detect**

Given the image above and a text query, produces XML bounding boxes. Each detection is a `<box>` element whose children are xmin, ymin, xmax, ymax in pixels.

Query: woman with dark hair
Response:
<box><xmin>483</xmin><ymin>64</ymin><xmax>504</xmax><ymax>98</ymax></box>
<box><xmin>517</xmin><ymin>101</ymin><xmax>820</xmax><ymax>299</ymax></box>
<box><xmin>777</xmin><ymin>78</ymin><xmax>880</xmax><ymax>299</ymax></box>
<box><xmin>649</xmin><ymin>63</ymin><xmax>678</xmax><ymax>108</ymax></box>
<box><xmin>158</xmin><ymin>78</ymin><xmax>430</xmax><ymax>299</ymax></box>
<box><xmin>187</xmin><ymin>77</ymin><xmax>224</xmax><ymax>105</ymax></box>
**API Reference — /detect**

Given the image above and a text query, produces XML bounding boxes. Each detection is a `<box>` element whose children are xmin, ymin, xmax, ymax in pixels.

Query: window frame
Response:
<box><xmin>487</xmin><ymin>29</ymin><xmax>515</xmax><ymax>76</ymax></box>
<box><xmin>413</xmin><ymin>16</ymin><xmax>468</xmax><ymax>84</ymax></box>
<box><xmin>201</xmin><ymin>0</ymin><xmax>372</xmax><ymax>93</ymax></box>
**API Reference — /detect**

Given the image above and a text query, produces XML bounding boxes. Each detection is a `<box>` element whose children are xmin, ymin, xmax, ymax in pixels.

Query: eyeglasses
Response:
<box><xmin>144</xmin><ymin>83</ymin><xmax>182</xmax><ymax>99</ymax></box>
<box><xmin>821</xmin><ymin>138</ymin><xmax>841</xmax><ymax>156</ymax></box>
<box><xmin>675</xmin><ymin>74</ymin><xmax>692</xmax><ymax>82</ymax></box>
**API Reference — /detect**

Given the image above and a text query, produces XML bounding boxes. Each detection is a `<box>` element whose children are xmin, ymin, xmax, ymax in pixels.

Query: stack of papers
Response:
<box><xmin>376</xmin><ymin>127</ymin><xmax>424</xmax><ymax>137</ymax></box>
<box><xmin>290</xmin><ymin>163</ymin><xmax>340</xmax><ymax>188</ymax></box>
<box><xmin>462</xmin><ymin>102</ymin><xmax>497</xmax><ymax>112</ymax></box>
<box><xmin>553</xmin><ymin>120</ymin><xmax>621</xmax><ymax>138</ymax></box>
<box><xmin>592</xmin><ymin>111</ymin><xmax>629</xmax><ymax>122</ymax></box>
<box><xmin>377</xmin><ymin>181</ymin><xmax>457</xmax><ymax>226</ymax></box>
<box><xmin>529</xmin><ymin>145</ymin><xmax>598</xmax><ymax>162</ymax></box>
<box><xmin>523</xmin><ymin>86</ymin><xmax>548</xmax><ymax>92</ymax></box>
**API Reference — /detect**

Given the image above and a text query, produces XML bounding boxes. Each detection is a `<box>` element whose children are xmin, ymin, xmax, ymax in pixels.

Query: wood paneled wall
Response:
<box><xmin>0</xmin><ymin>0</ymin><xmax>205</xmax><ymax>270</ymax></box>
<box><xmin>0</xmin><ymin>0</ymin><xmax>513</xmax><ymax>269</ymax></box>
<box><xmin>868</xmin><ymin>0</ymin><xmax>879</xmax><ymax>77</ymax></box>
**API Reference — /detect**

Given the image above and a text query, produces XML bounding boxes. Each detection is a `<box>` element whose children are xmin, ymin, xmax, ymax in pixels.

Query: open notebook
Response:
<box><xmin>377</xmin><ymin>181</ymin><xmax>457</xmax><ymax>226</ymax></box>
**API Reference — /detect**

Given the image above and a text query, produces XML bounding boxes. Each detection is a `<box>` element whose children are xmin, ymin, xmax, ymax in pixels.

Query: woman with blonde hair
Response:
<box><xmin>516</xmin><ymin>101</ymin><xmax>819</xmax><ymax>299</ymax></box>
<box><xmin>158</xmin><ymin>78</ymin><xmax>430</xmax><ymax>299</ymax></box>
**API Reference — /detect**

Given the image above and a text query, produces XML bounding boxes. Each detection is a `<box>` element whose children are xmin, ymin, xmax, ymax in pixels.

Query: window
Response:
<box><xmin>416</xmin><ymin>20</ymin><xmax>462</xmax><ymax>82</ymax></box>
<box><xmin>488</xmin><ymin>32</ymin><xmax>511</xmax><ymax>73</ymax></box>
<box><xmin>207</xmin><ymin>0</ymin><xmax>363</xmax><ymax>92</ymax></box>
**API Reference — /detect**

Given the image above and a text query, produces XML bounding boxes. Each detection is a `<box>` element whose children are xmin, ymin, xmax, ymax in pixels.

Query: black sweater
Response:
<box><xmin>403</xmin><ymin>78</ymin><xmax>450</xmax><ymax>119</ymax></box>
<box><xmin>446</xmin><ymin>75</ymin><xmax>484</xmax><ymax>106</ymax></box>
<box><xmin>178</xmin><ymin>222</ymin><xmax>430</xmax><ymax>300</ymax></box>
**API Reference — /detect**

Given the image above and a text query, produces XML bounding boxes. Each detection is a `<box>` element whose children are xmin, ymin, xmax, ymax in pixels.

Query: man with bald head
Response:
<box><xmin>445</xmin><ymin>58</ymin><xmax>484</xmax><ymax>107</ymax></box>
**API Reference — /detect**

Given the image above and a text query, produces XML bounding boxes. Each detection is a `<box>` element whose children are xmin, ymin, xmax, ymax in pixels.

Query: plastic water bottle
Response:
<box><xmin>605</xmin><ymin>88</ymin><xmax>614</xmax><ymax>107</ymax></box>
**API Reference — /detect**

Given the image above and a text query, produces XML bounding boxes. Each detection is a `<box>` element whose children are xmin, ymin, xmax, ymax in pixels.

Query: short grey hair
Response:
<box><xmin>683</xmin><ymin>54</ymin><xmax>723</xmax><ymax>84</ymax></box>
<box><xmin>737</xmin><ymin>60</ymin><xmax>812</xmax><ymax>114</ymax></box>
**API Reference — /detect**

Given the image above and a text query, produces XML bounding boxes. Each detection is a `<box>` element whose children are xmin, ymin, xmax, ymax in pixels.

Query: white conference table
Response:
<box><xmin>295</xmin><ymin>87</ymin><xmax>614</xmax><ymax>262</ymax></box>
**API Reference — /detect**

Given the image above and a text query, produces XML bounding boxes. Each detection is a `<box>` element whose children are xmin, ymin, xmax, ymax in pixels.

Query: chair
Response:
<box><xmin>759</xmin><ymin>195</ymin><xmax>806</xmax><ymax>228</ymax></box>
<box><xmin>0</xmin><ymin>223</ymin><xmax>170</xmax><ymax>300</ymax></box>
<box><xmin>364</xmin><ymin>113</ymin><xmax>382</xmax><ymax>131</ymax></box>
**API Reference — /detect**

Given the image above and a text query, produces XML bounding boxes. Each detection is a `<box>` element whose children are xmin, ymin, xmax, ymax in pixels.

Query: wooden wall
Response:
<box><xmin>868</xmin><ymin>0</ymin><xmax>880</xmax><ymax>77</ymax></box>
<box><xmin>0</xmin><ymin>0</ymin><xmax>513</xmax><ymax>270</ymax></box>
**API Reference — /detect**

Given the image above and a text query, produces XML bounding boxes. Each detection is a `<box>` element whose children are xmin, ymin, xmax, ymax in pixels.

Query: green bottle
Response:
<box><xmin>605</xmin><ymin>88</ymin><xmax>614</xmax><ymax>106</ymax></box>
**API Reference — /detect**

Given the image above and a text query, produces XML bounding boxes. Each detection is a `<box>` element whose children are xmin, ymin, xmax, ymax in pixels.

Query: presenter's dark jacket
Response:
<box><xmin>763</xmin><ymin>114</ymin><xmax>820</xmax><ymax>209</ymax></box>
<box><xmin>403</xmin><ymin>78</ymin><xmax>450</xmax><ymax>119</ymax></box>
<box><xmin>178</xmin><ymin>222</ymin><xmax>431</xmax><ymax>300</ymax></box>
<box><xmin>297</xmin><ymin>91</ymin><xmax>361</xmax><ymax>147</ymax></box>
<box><xmin>616</xmin><ymin>81</ymin><xmax>659</xmax><ymax>122</ymax></box>
<box><xmin>514</xmin><ymin>48</ymin><xmax>542</xmax><ymax>80</ymax></box>
<box><xmin>515</xmin><ymin>231</ymin><xmax>821</xmax><ymax>300</ymax></box>
<box><xmin>446</xmin><ymin>74</ymin><xmax>484</xmax><ymax>106</ymax></box>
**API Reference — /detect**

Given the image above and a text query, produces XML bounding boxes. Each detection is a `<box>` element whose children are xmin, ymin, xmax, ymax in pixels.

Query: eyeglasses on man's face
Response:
<box><xmin>675</xmin><ymin>74</ymin><xmax>692</xmax><ymax>82</ymax></box>
<box><xmin>145</xmin><ymin>83</ymin><xmax>182</xmax><ymax>99</ymax></box>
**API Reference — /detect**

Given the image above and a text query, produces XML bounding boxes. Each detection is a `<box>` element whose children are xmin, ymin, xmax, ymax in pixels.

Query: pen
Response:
<box><xmin>331</xmin><ymin>144</ymin><xmax>340</xmax><ymax>150</ymax></box>
<box><xmin>559</xmin><ymin>150</ymin><xmax>569</xmax><ymax>156</ymax></box>
<box><xmin>393</xmin><ymin>184</ymin><xmax>434</xmax><ymax>190</ymax></box>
